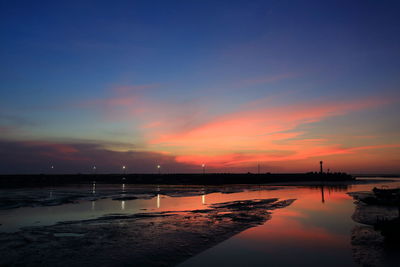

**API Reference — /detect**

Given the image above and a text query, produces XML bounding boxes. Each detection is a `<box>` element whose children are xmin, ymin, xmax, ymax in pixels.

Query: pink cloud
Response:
<box><xmin>150</xmin><ymin>97</ymin><xmax>385</xmax><ymax>145</ymax></box>
<box><xmin>23</xmin><ymin>141</ymin><xmax>79</xmax><ymax>154</ymax></box>
<box><xmin>143</xmin><ymin>96</ymin><xmax>393</xmax><ymax>166</ymax></box>
<box><xmin>67</xmin><ymin>81</ymin><xmax>397</xmax><ymax>171</ymax></box>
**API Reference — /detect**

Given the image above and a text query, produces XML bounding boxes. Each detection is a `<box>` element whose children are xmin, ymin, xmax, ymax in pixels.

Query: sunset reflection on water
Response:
<box><xmin>179</xmin><ymin>179</ymin><xmax>400</xmax><ymax>266</ymax></box>
<box><xmin>1</xmin><ymin>179</ymin><xmax>399</xmax><ymax>266</ymax></box>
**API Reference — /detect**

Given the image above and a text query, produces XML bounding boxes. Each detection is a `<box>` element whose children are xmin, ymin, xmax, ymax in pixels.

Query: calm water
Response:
<box><xmin>1</xmin><ymin>178</ymin><xmax>399</xmax><ymax>266</ymax></box>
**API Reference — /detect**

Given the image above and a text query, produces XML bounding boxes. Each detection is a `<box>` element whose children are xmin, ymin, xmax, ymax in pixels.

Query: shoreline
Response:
<box><xmin>0</xmin><ymin>198</ymin><xmax>295</xmax><ymax>266</ymax></box>
<box><xmin>0</xmin><ymin>172</ymin><xmax>354</xmax><ymax>187</ymax></box>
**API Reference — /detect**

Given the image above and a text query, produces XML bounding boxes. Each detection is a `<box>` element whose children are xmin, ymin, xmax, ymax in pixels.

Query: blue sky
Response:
<box><xmin>1</xmin><ymin>0</ymin><xmax>399</xmax><ymax>173</ymax></box>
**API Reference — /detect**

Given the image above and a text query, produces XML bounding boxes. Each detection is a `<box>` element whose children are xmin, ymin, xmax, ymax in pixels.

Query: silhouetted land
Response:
<box><xmin>0</xmin><ymin>172</ymin><xmax>353</xmax><ymax>187</ymax></box>
<box><xmin>352</xmin><ymin>173</ymin><xmax>400</xmax><ymax>178</ymax></box>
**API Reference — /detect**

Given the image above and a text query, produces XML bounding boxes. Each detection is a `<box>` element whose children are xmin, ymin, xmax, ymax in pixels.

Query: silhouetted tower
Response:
<box><xmin>320</xmin><ymin>161</ymin><xmax>323</xmax><ymax>173</ymax></box>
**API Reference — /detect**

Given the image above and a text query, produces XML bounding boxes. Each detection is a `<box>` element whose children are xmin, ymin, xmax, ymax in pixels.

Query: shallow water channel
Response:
<box><xmin>1</xmin><ymin>178</ymin><xmax>399</xmax><ymax>266</ymax></box>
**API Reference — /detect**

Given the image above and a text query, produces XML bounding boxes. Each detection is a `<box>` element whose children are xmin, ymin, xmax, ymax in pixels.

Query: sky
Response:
<box><xmin>1</xmin><ymin>0</ymin><xmax>399</xmax><ymax>174</ymax></box>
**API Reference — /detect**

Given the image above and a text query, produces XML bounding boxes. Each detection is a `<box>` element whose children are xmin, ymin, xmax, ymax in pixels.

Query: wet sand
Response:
<box><xmin>0</xmin><ymin>198</ymin><xmax>294</xmax><ymax>266</ymax></box>
<box><xmin>348</xmin><ymin>191</ymin><xmax>400</xmax><ymax>266</ymax></box>
<box><xmin>0</xmin><ymin>185</ymin><xmax>286</xmax><ymax>210</ymax></box>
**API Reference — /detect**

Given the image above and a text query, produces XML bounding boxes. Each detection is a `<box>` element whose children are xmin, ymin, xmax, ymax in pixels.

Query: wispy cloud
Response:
<box><xmin>142</xmin><ymin>96</ymin><xmax>395</xmax><ymax>167</ymax></box>
<box><xmin>47</xmin><ymin>81</ymin><xmax>397</xmax><ymax>172</ymax></box>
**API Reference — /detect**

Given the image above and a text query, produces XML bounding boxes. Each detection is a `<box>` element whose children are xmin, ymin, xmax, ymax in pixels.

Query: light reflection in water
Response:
<box><xmin>1</xmin><ymin>177</ymin><xmax>399</xmax><ymax>264</ymax></box>
<box><xmin>178</xmin><ymin>181</ymin><xmax>400</xmax><ymax>267</ymax></box>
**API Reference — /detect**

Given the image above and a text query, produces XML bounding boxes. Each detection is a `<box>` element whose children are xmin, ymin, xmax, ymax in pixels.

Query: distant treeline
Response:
<box><xmin>0</xmin><ymin>172</ymin><xmax>354</xmax><ymax>188</ymax></box>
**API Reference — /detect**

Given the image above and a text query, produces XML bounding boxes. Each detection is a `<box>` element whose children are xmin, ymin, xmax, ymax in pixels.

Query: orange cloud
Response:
<box><xmin>145</xmin><ymin>97</ymin><xmax>390</xmax><ymax>167</ymax></box>
<box><xmin>69</xmin><ymin>83</ymin><xmax>397</xmax><ymax>172</ymax></box>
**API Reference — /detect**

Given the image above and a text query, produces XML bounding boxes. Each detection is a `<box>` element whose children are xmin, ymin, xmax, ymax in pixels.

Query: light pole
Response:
<box><xmin>93</xmin><ymin>166</ymin><xmax>97</xmax><ymax>175</ymax></box>
<box><xmin>157</xmin><ymin>165</ymin><xmax>161</xmax><ymax>175</ymax></box>
<box><xmin>319</xmin><ymin>161</ymin><xmax>323</xmax><ymax>174</ymax></box>
<box><xmin>202</xmin><ymin>163</ymin><xmax>205</xmax><ymax>175</ymax></box>
<box><xmin>122</xmin><ymin>165</ymin><xmax>126</xmax><ymax>175</ymax></box>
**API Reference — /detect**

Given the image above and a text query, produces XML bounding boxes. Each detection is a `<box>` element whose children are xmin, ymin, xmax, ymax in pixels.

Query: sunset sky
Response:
<box><xmin>1</xmin><ymin>0</ymin><xmax>399</xmax><ymax>174</ymax></box>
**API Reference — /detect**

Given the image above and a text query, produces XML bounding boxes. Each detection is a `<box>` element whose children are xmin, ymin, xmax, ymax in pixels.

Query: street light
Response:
<box><xmin>93</xmin><ymin>166</ymin><xmax>97</xmax><ymax>174</ymax></box>
<box><xmin>122</xmin><ymin>165</ymin><xmax>126</xmax><ymax>175</ymax></box>
<box><xmin>157</xmin><ymin>165</ymin><xmax>161</xmax><ymax>174</ymax></box>
<box><xmin>202</xmin><ymin>163</ymin><xmax>205</xmax><ymax>175</ymax></box>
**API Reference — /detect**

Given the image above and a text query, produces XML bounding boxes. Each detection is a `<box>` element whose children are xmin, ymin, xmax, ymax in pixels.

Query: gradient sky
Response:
<box><xmin>1</xmin><ymin>0</ymin><xmax>400</xmax><ymax>174</ymax></box>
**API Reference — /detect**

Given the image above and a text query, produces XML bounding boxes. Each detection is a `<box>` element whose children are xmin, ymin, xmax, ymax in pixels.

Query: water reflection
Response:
<box><xmin>0</xmin><ymin>182</ymin><xmax>378</xmax><ymax>233</ymax></box>
<box><xmin>307</xmin><ymin>184</ymin><xmax>350</xmax><ymax>204</ymax></box>
<box><xmin>179</xmin><ymin>181</ymin><xmax>400</xmax><ymax>267</ymax></box>
<box><xmin>321</xmin><ymin>186</ymin><xmax>325</xmax><ymax>203</ymax></box>
<box><xmin>1</xmin><ymin>179</ymin><xmax>400</xmax><ymax>267</ymax></box>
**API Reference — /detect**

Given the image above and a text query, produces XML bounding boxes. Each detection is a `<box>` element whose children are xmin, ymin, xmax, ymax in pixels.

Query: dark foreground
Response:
<box><xmin>2</xmin><ymin>179</ymin><xmax>399</xmax><ymax>267</ymax></box>
<box><xmin>349</xmin><ymin>188</ymin><xmax>400</xmax><ymax>266</ymax></box>
<box><xmin>0</xmin><ymin>172</ymin><xmax>353</xmax><ymax>187</ymax></box>
<box><xmin>0</xmin><ymin>198</ymin><xmax>294</xmax><ymax>266</ymax></box>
